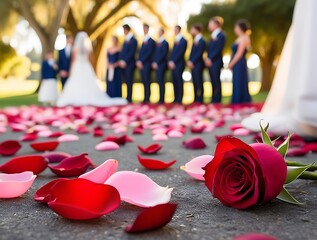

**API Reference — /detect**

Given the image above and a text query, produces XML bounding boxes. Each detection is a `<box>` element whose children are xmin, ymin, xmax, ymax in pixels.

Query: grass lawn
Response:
<box><xmin>0</xmin><ymin>82</ymin><xmax>267</xmax><ymax>108</ymax></box>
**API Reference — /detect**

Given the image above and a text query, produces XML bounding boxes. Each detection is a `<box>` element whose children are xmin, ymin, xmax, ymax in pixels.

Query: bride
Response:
<box><xmin>242</xmin><ymin>0</ymin><xmax>317</xmax><ymax>137</ymax></box>
<box><xmin>57</xmin><ymin>32</ymin><xmax>127</xmax><ymax>107</ymax></box>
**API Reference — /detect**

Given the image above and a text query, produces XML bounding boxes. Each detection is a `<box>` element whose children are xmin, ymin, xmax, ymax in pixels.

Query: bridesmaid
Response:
<box><xmin>228</xmin><ymin>19</ymin><xmax>251</xmax><ymax>104</ymax></box>
<box><xmin>106</xmin><ymin>36</ymin><xmax>122</xmax><ymax>98</ymax></box>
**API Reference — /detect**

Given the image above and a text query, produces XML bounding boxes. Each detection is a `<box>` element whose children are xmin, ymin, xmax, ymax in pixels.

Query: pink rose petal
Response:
<box><xmin>95</xmin><ymin>141</ymin><xmax>120</xmax><ymax>151</ymax></box>
<box><xmin>286</xmin><ymin>148</ymin><xmax>308</xmax><ymax>157</ymax></box>
<box><xmin>181</xmin><ymin>155</ymin><xmax>213</xmax><ymax>181</ymax></box>
<box><xmin>105</xmin><ymin>171</ymin><xmax>173</xmax><ymax>207</ymax></box>
<box><xmin>233</xmin><ymin>128</ymin><xmax>251</xmax><ymax>136</ymax></box>
<box><xmin>167</xmin><ymin>130</ymin><xmax>183</xmax><ymax>138</ymax></box>
<box><xmin>57</xmin><ymin>134</ymin><xmax>79</xmax><ymax>142</ymax></box>
<box><xmin>79</xmin><ymin>159</ymin><xmax>118</xmax><ymax>183</ymax></box>
<box><xmin>152</xmin><ymin>133</ymin><xmax>168</xmax><ymax>141</ymax></box>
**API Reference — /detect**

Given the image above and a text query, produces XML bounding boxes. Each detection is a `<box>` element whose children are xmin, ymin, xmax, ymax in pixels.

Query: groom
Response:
<box><xmin>58</xmin><ymin>34</ymin><xmax>73</xmax><ymax>89</ymax></box>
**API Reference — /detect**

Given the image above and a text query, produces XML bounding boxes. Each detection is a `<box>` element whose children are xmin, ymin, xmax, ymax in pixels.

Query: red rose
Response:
<box><xmin>204</xmin><ymin>137</ymin><xmax>287</xmax><ymax>209</ymax></box>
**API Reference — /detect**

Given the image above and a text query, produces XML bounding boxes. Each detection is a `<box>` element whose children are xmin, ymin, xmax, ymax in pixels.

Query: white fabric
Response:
<box><xmin>125</xmin><ymin>32</ymin><xmax>133</xmax><ymax>41</ymax></box>
<box><xmin>175</xmin><ymin>33</ymin><xmax>183</xmax><ymax>42</ymax></box>
<box><xmin>242</xmin><ymin>0</ymin><xmax>317</xmax><ymax>135</ymax></box>
<box><xmin>143</xmin><ymin>34</ymin><xmax>150</xmax><ymax>42</ymax></box>
<box><xmin>57</xmin><ymin>31</ymin><xmax>127</xmax><ymax>107</ymax></box>
<box><xmin>211</xmin><ymin>28</ymin><xmax>221</xmax><ymax>40</ymax></box>
<box><xmin>194</xmin><ymin>33</ymin><xmax>203</xmax><ymax>43</ymax></box>
<box><xmin>38</xmin><ymin>79</ymin><xmax>59</xmax><ymax>103</ymax></box>
<box><xmin>158</xmin><ymin>36</ymin><xmax>165</xmax><ymax>43</ymax></box>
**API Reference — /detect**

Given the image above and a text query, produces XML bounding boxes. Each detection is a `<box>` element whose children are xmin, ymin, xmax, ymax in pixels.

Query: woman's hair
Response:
<box><xmin>236</xmin><ymin>19</ymin><xmax>252</xmax><ymax>35</ymax></box>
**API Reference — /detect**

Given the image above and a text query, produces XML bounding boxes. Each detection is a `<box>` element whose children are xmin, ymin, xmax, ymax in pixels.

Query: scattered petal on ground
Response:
<box><xmin>181</xmin><ymin>155</ymin><xmax>213</xmax><ymax>181</ymax></box>
<box><xmin>137</xmin><ymin>155</ymin><xmax>176</xmax><ymax>170</ymax></box>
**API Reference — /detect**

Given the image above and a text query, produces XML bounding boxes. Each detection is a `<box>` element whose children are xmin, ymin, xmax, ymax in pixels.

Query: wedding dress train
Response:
<box><xmin>242</xmin><ymin>0</ymin><xmax>317</xmax><ymax>136</ymax></box>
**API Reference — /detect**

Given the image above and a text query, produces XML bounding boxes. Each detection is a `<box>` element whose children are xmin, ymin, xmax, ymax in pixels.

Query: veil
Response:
<box><xmin>74</xmin><ymin>31</ymin><xmax>93</xmax><ymax>55</ymax></box>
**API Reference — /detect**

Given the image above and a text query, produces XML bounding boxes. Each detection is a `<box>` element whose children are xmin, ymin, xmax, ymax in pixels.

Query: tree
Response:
<box><xmin>187</xmin><ymin>0</ymin><xmax>296</xmax><ymax>92</ymax></box>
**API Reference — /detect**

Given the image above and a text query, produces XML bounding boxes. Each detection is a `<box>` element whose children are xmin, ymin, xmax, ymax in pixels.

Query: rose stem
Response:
<box><xmin>298</xmin><ymin>171</ymin><xmax>317</xmax><ymax>180</ymax></box>
<box><xmin>285</xmin><ymin>160</ymin><xmax>317</xmax><ymax>171</ymax></box>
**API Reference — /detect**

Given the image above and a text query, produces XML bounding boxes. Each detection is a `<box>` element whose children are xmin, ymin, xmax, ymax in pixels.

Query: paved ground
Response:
<box><xmin>1</xmin><ymin>121</ymin><xmax>317</xmax><ymax>240</ymax></box>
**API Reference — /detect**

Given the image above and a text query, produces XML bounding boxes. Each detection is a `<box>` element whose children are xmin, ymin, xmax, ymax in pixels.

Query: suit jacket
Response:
<box><xmin>170</xmin><ymin>37</ymin><xmax>187</xmax><ymax>65</ymax></box>
<box><xmin>153</xmin><ymin>40</ymin><xmax>169</xmax><ymax>66</ymax></box>
<box><xmin>58</xmin><ymin>48</ymin><xmax>72</xmax><ymax>71</ymax></box>
<box><xmin>207</xmin><ymin>31</ymin><xmax>226</xmax><ymax>65</ymax></box>
<box><xmin>189</xmin><ymin>37</ymin><xmax>206</xmax><ymax>66</ymax></box>
<box><xmin>138</xmin><ymin>37</ymin><xmax>156</xmax><ymax>66</ymax></box>
<box><xmin>119</xmin><ymin>36</ymin><xmax>138</xmax><ymax>65</ymax></box>
<box><xmin>41</xmin><ymin>61</ymin><xmax>57</xmax><ymax>79</ymax></box>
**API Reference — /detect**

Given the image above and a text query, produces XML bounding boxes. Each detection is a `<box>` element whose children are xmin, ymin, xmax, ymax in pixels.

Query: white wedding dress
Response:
<box><xmin>242</xmin><ymin>0</ymin><xmax>317</xmax><ymax>136</ymax></box>
<box><xmin>57</xmin><ymin>32</ymin><xmax>127</xmax><ymax>107</ymax></box>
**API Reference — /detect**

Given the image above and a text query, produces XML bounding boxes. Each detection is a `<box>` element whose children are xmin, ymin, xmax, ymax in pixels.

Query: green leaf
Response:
<box><xmin>285</xmin><ymin>163</ymin><xmax>315</xmax><ymax>184</ymax></box>
<box><xmin>277</xmin><ymin>133</ymin><xmax>291</xmax><ymax>158</ymax></box>
<box><xmin>260</xmin><ymin>121</ymin><xmax>273</xmax><ymax>147</ymax></box>
<box><xmin>277</xmin><ymin>186</ymin><xmax>303</xmax><ymax>205</ymax></box>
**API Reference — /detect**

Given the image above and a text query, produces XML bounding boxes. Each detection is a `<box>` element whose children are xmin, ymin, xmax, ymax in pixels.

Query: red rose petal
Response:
<box><xmin>34</xmin><ymin>178</ymin><xmax>68</xmax><ymax>203</ymax></box>
<box><xmin>286</xmin><ymin>148</ymin><xmax>308</xmax><ymax>157</ymax></box>
<box><xmin>0</xmin><ymin>140</ymin><xmax>21</xmax><ymax>156</ymax></box>
<box><xmin>133</xmin><ymin>127</ymin><xmax>144</xmax><ymax>135</ymax></box>
<box><xmin>42</xmin><ymin>152</ymin><xmax>72</xmax><ymax>163</ymax></box>
<box><xmin>137</xmin><ymin>144</ymin><xmax>162</xmax><ymax>154</ymax></box>
<box><xmin>215</xmin><ymin>119</ymin><xmax>225</xmax><ymax>127</ymax></box>
<box><xmin>137</xmin><ymin>155</ymin><xmax>176</xmax><ymax>170</ymax></box>
<box><xmin>76</xmin><ymin>126</ymin><xmax>90</xmax><ymax>134</ymax></box>
<box><xmin>183</xmin><ymin>137</ymin><xmax>207</xmax><ymax>149</ymax></box>
<box><xmin>48</xmin><ymin>131</ymin><xmax>64</xmax><ymax>138</ymax></box>
<box><xmin>48</xmin><ymin>153</ymin><xmax>94</xmax><ymax>177</ymax></box>
<box><xmin>20</xmin><ymin>133</ymin><xmax>38</xmax><ymax>142</ymax></box>
<box><xmin>191</xmin><ymin>126</ymin><xmax>205</xmax><ymax>134</ymax></box>
<box><xmin>0</xmin><ymin>155</ymin><xmax>48</xmax><ymax>174</ymax></box>
<box><xmin>30</xmin><ymin>141</ymin><xmax>59</xmax><ymax>152</ymax></box>
<box><xmin>48</xmin><ymin>178</ymin><xmax>120</xmax><ymax>220</ymax></box>
<box><xmin>125</xmin><ymin>203</ymin><xmax>177</xmax><ymax>233</ymax></box>
<box><xmin>303</xmin><ymin>143</ymin><xmax>317</xmax><ymax>153</ymax></box>
<box><xmin>93</xmin><ymin>126</ymin><xmax>104</xmax><ymax>137</ymax></box>
<box><xmin>103</xmin><ymin>135</ymin><xmax>127</xmax><ymax>145</ymax></box>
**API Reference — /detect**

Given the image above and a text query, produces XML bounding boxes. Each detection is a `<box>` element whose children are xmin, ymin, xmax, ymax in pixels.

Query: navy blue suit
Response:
<box><xmin>58</xmin><ymin>47</ymin><xmax>72</xmax><ymax>88</ymax></box>
<box><xmin>119</xmin><ymin>36</ymin><xmax>137</xmax><ymax>102</ymax></box>
<box><xmin>189</xmin><ymin>37</ymin><xmax>206</xmax><ymax>103</ymax></box>
<box><xmin>170</xmin><ymin>37</ymin><xmax>187</xmax><ymax>103</ymax></box>
<box><xmin>41</xmin><ymin>61</ymin><xmax>57</xmax><ymax>80</ymax></box>
<box><xmin>138</xmin><ymin>37</ymin><xmax>156</xmax><ymax>103</ymax></box>
<box><xmin>153</xmin><ymin>39</ymin><xmax>169</xmax><ymax>103</ymax></box>
<box><xmin>207</xmin><ymin>31</ymin><xmax>226</xmax><ymax>103</ymax></box>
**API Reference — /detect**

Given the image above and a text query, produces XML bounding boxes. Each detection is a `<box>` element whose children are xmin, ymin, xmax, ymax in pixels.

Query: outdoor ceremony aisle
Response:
<box><xmin>0</xmin><ymin>103</ymin><xmax>316</xmax><ymax>240</ymax></box>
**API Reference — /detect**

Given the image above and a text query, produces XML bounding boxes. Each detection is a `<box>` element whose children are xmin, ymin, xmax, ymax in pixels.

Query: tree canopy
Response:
<box><xmin>187</xmin><ymin>0</ymin><xmax>296</xmax><ymax>91</ymax></box>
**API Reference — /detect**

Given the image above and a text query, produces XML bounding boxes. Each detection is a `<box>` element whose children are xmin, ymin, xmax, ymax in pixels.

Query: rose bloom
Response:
<box><xmin>204</xmin><ymin>137</ymin><xmax>287</xmax><ymax>209</ymax></box>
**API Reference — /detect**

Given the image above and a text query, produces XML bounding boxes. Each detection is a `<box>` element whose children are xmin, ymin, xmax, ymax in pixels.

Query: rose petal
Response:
<box><xmin>76</xmin><ymin>126</ymin><xmax>90</xmax><ymax>134</ymax></box>
<box><xmin>48</xmin><ymin>131</ymin><xmax>64</xmax><ymax>138</ymax></box>
<box><xmin>152</xmin><ymin>133</ymin><xmax>168</xmax><ymax>141</ymax></box>
<box><xmin>79</xmin><ymin>159</ymin><xmax>118</xmax><ymax>183</ymax></box>
<box><xmin>125</xmin><ymin>203</ymin><xmax>177</xmax><ymax>233</ymax></box>
<box><xmin>30</xmin><ymin>141</ymin><xmax>59</xmax><ymax>152</ymax></box>
<box><xmin>103</xmin><ymin>135</ymin><xmax>127</xmax><ymax>145</ymax></box>
<box><xmin>0</xmin><ymin>155</ymin><xmax>48</xmax><ymax>174</ymax></box>
<box><xmin>133</xmin><ymin>127</ymin><xmax>144</xmax><ymax>135</ymax></box>
<box><xmin>191</xmin><ymin>125</ymin><xmax>205</xmax><ymax>134</ymax></box>
<box><xmin>302</xmin><ymin>143</ymin><xmax>317</xmax><ymax>153</ymax></box>
<box><xmin>95</xmin><ymin>141</ymin><xmax>120</xmax><ymax>151</ymax></box>
<box><xmin>182</xmin><ymin>137</ymin><xmax>207</xmax><ymax>149</ymax></box>
<box><xmin>167</xmin><ymin>130</ymin><xmax>183</xmax><ymax>138</ymax></box>
<box><xmin>0</xmin><ymin>171</ymin><xmax>36</xmax><ymax>198</ymax></box>
<box><xmin>137</xmin><ymin>144</ymin><xmax>162</xmax><ymax>154</ymax></box>
<box><xmin>57</xmin><ymin>134</ymin><xmax>79</xmax><ymax>142</ymax></box>
<box><xmin>48</xmin><ymin>153</ymin><xmax>94</xmax><ymax>177</ymax></box>
<box><xmin>229</xmin><ymin>123</ymin><xmax>243</xmax><ymax>131</ymax></box>
<box><xmin>286</xmin><ymin>148</ymin><xmax>308</xmax><ymax>157</ymax></box>
<box><xmin>0</xmin><ymin>140</ymin><xmax>21</xmax><ymax>156</ymax></box>
<box><xmin>93</xmin><ymin>127</ymin><xmax>104</xmax><ymax>137</ymax></box>
<box><xmin>48</xmin><ymin>178</ymin><xmax>120</xmax><ymax>220</ymax></box>
<box><xmin>34</xmin><ymin>178</ymin><xmax>68</xmax><ymax>203</ymax></box>
<box><xmin>181</xmin><ymin>155</ymin><xmax>213</xmax><ymax>181</ymax></box>
<box><xmin>20</xmin><ymin>133</ymin><xmax>37</xmax><ymax>142</ymax></box>
<box><xmin>105</xmin><ymin>171</ymin><xmax>173</xmax><ymax>207</ymax></box>
<box><xmin>234</xmin><ymin>233</ymin><xmax>277</xmax><ymax>240</ymax></box>
<box><xmin>137</xmin><ymin>155</ymin><xmax>176</xmax><ymax>170</ymax></box>
<box><xmin>233</xmin><ymin>128</ymin><xmax>252</xmax><ymax>136</ymax></box>
<box><xmin>42</xmin><ymin>152</ymin><xmax>72</xmax><ymax>163</ymax></box>
<box><xmin>38</xmin><ymin>130</ymin><xmax>53</xmax><ymax>137</ymax></box>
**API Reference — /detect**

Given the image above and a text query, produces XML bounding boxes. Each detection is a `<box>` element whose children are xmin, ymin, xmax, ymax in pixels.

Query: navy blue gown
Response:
<box><xmin>106</xmin><ymin>51</ymin><xmax>122</xmax><ymax>98</ymax></box>
<box><xmin>231</xmin><ymin>43</ymin><xmax>251</xmax><ymax>104</ymax></box>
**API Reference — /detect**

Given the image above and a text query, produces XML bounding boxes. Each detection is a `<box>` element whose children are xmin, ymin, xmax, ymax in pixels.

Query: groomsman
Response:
<box><xmin>58</xmin><ymin>34</ymin><xmax>73</xmax><ymax>89</ymax></box>
<box><xmin>188</xmin><ymin>24</ymin><xmax>206</xmax><ymax>103</ymax></box>
<box><xmin>168</xmin><ymin>25</ymin><xmax>187</xmax><ymax>104</ymax></box>
<box><xmin>136</xmin><ymin>24</ymin><xmax>156</xmax><ymax>103</ymax></box>
<box><xmin>152</xmin><ymin>28</ymin><xmax>169</xmax><ymax>104</ymax></box>
<box><xmin>205</xmin><ymin>17</ymin><xmax>226</xmax><ymax>103</ymax></box>
<box><xmin>119</xmin><ymin>24</ymin><xmax>138</xmax><ymax>103</ymax></box>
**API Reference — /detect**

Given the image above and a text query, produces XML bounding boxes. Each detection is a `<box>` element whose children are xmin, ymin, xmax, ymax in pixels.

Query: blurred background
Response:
<box><xmin>0</xmin><ymin>0</ymin><xmax>295</xmax><ymax>105</ymax></box>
